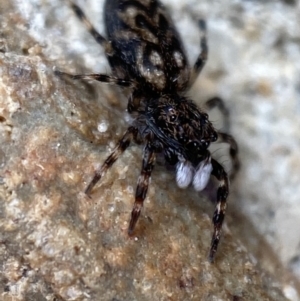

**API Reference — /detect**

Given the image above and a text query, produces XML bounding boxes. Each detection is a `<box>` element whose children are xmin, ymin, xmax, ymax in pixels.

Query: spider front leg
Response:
<box><xmin>188</xmin><ymin>19</ymin><xmax>208</xmax><ymax>87</ymax></box>
<box><xmin>128</xmin><ymin>144</ymin><xmax>156</xmax><ymax>235</ymax></box>
<box><xmin>209</xmin><ymin>158</ymin><xmax>229</xmax><ymax>262</ymax></box>
<box><xmin>205</xmin><ymin>97</ymin><xmax>240</xmax><ymax>179</ymax></box>
<box><xmin>205</xmin><ymin>97</ymin><xmax>230</xmax><ymax>130</ymax></box>
<box><xmin>85</xmin><ymin>126</ymin><xmax>138</xmax><ymax>195</ymax></box>
<box><xmin>216</xmin><ymin>132</ymin><xmax>240</xmax><ymax>180</ymax></box>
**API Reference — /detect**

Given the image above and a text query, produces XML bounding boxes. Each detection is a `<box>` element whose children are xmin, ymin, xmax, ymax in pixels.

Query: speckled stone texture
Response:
<box><xmin>0</xmin><ymin>0</ymin><xmax>299</xmax><ymax>300</ymax></box>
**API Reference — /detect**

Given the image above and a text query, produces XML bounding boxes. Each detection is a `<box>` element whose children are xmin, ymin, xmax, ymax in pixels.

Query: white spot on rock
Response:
<box><xmin>97</xmin><ymin>121</ymin><xmax>108</xmax><ymax>133</ymax></box>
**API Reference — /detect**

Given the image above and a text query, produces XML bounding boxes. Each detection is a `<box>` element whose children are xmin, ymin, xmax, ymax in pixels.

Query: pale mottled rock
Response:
<box><xmin>0</xmin><ymin>0</ymin><xmax>299</xmax><ymax>300</ymax></box>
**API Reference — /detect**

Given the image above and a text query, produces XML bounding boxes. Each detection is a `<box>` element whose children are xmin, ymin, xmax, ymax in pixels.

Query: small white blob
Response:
<box><xmin>176</xmin><ymin>160</ymin><xmax>193</xmax><ymax>188</ymax></box>
<box><xmin>193</xmin><ymin>158</ymin><xmax>213</xmax><ymax>191</ymax></box>
<box><xmin>97</xmin><ymin>121</ymin><xmax>108</xmax><ymax>133</ymax></box>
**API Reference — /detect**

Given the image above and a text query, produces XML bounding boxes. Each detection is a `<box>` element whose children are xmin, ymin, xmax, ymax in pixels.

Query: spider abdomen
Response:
<box><xmin>104</xmin><ymin>0</ymin><xmax>190</xmax><ymax>92</ymax></box>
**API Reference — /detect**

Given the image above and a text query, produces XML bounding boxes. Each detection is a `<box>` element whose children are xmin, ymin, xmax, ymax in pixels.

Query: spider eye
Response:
<box><xmin>200</xmin><ymin>140</ymin><xmax>210</xmax><ymax>149</ymax></box>
<box><xmin>170</xmin><ymin>114</ymin><xmax>177</xmax><ymax>122</ymax></box>
<box><xmin>178</xmin><ymin>135</ymin><xmax>188</xmax><ymax>144</ymax></box>
<box><xmin>211</xmin><ymin>132</ymin><xmax>218</xmax><ymax>142</ymax></box>
<box><xmin>167</xmin><ymin>107</ymin><xmax>178</xmax><ymax>122</ymax></box>
<box><xmin>186</xmin><ymin>141</ymin><xmax>200</xmax><ymax>151</ymax></box>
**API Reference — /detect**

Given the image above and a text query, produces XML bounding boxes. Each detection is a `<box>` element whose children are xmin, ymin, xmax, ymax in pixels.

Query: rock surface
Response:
<box><xmin>0</xmin><ymin>0</ymin><xmax>299</xmax><ymax>300</ymax></box>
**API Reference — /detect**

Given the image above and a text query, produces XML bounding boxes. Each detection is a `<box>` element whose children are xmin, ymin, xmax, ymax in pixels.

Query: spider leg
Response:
<box><xmin>205</xmin><ymin>97</ymin><xmax>240</xmax><ymax>179</ymax></box>
<box><xmin>216</xmin><ymin>132</ymin><xmax>240</xmax><ymax>180</ymax></box>
<box><xmin>68</xmin><ymin>0</ymin><xmax>109</xmax><ymax>51</ymax></box>
<box><xmin>188</xmin><ymin>20</ymin><xmax>208</xmax><ymax>87</ymax></box>
<box><xmin>55</xmin><ymin>2</ymin><xmax>135</xmax><ymax>88</ymax></box>
<box><xmin>128</xmin><ymin>144</ymin><xmax>156</xmax><ymax>235</ymax></box>
<box><xmin>205</xmin><ymin>97</ymin><xmax>230</xmax><ymax>130</ymax></box>
<box><xmin>209</xmin><ymin>158</ymin><xmax>229</xmax><ymax>262</ymax></box>
<box><xmin>54</xmin><ymin>70</ymin><xmax>134</xmax><ymax>88</ymax></box>
<box><xmin>85</xmin><ymin>126</ymin><xmax>138</xmax><ymax>195</ymax></box>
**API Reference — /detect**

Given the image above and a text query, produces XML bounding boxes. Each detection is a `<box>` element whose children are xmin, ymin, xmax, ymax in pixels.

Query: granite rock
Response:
<box><xmin>0</xmin><ymin>0</ymin><xmax>299</xmax><ymax>300</ymax></box>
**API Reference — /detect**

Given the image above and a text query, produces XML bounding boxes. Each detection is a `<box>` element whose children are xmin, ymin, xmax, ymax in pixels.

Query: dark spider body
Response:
<box><xmin>57</xmin><ymin>0</ymin><xmax>239</xmax><ymax>262</ymax></box>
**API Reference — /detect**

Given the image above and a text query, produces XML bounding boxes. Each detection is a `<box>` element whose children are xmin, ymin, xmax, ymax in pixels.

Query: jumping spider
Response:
<box><xmin>56</xmin><ymin>0</ymin><xmax>239</xmax><ymax>262</ymax></box>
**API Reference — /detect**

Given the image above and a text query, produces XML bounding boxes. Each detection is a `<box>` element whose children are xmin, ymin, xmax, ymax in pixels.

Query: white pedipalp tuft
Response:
<box><xmin>176</xmin><ymin>160</ymin><xmax>194</xmax><ymax>188</ymax></box>
<box><xmin>193</xmin><ymin>157</ymin><xmax>213</xmax><ymax>191</ymax></box>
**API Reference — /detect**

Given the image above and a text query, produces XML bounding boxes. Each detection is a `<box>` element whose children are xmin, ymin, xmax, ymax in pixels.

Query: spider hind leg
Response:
<box><xmin>68</xmin><ymin>0</ymin><xmax>108</xmax><ymax>50</ymax></box>
<box><xmin>54</xmin><ymin>70</ymin><xmax>133</xmax><ymax>88</ymax></box>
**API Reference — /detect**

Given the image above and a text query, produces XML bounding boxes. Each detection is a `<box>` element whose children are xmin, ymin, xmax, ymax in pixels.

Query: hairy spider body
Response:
<box><xmin>57</xmin><ymin>0</ymin><xmax>239</xmax><ymax>262</ymax></box>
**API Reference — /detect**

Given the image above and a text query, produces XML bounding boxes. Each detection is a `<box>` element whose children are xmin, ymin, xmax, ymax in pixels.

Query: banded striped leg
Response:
<box><xmin>188</xmin><ymin>20</ymin><xmax>208</xmax><ymax>87</ymax></box>
<box><xmin>205</xmin><ymin>97</ymin><xmax>240</xmax><ymax>179</ymax></box>
<box><xmin>217</xmin><ymin>132</ymin><xmax>240</xmax><ymax>180</ymax></box>
<box><xmin>209</xmin><ymin>158</ymin><xmax>229</xmax><ymax>262</ymax></box>
<box><xmin>54</xmin><ymin>70</ymin><xmax>134</xmax><ymax>88</ymax></box>
<box><xmin>205</xmin><ymin>97</ymin><xmax>230</xmax><ymax>130</ymax></box>
<box><xmin>55</xmin><ymin>2</ymin><xmax>135</xmax><ymax>87</ymax></box>
<box><xmin>85</xmin><ymin>126</ymin><xmax>138</xmax><ymax>195</ymax></box>
<box><xmin>128</xmin><ymin>144</ymin><xmax>156</xmax><ymax>235</ymax></box>
<box><xmin>68</xmin><ymin>0</ymin><xmax>109</xmax><ymax>51</ymax></box>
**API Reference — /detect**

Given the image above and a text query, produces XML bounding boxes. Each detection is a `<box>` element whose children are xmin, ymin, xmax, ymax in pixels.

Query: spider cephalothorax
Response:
<box><xmin>56</xmin><ymin>0</ymin><xmax>239</xmax><ymax>262</ymax></box>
